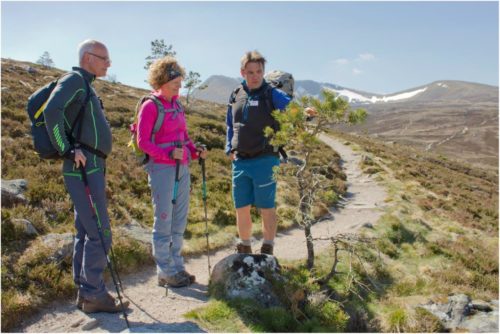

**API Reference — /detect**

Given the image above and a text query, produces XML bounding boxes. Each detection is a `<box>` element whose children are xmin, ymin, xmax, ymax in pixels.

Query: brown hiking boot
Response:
<box><xmin>76</xmin><ymin>291</ymin><xmax>84</xmax><ymax>310</ymax></box>
<box><xmin>261</xmin><ymin>243</ymin><xmax>274</xmax><ymax>255</ymax></box>
<box><xmin>179</xmin><ymin>270</ymin><xmax>196</xmax><ymax>284</ymax></box>
<box><xmin>159</xmin><ymin>273</ymin><xmax>190</xmax><ymax>288</ymax></box>
<box><xmin>236</xmin><ymin>243</ymin><xmax>252</xmax><ymax>254</ymax></box>
<box><xmin>81</xmin><ymin>293</ymin><xmax>130</xmax><ymax>314</ymax></box>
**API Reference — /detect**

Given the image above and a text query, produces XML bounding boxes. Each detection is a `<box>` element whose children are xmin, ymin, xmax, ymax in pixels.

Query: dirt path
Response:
<box><xmin>17</xmin><ymin>135</ymin><xmax>387</xmax><ymax>333</ymax></box>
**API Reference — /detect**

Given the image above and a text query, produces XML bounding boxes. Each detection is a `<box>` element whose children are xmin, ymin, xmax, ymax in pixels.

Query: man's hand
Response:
<box><xmin>74</xmin><ymin>149</ymin><xmax>86</xmax><ymax>168</ymax></box>
<box><xmin>197</xmin><ymin>145</ymin><xmax>208</xmax><ymax>159</ymax></box>
<box><xmin>304</xmin><ymin>107</ymin><xmax>318</xmax><ymax>118</ymax></box>
<box><xmin>172</xmin><ymin>147</ymin><xmax>184</xmax><ymax>160</ymax></box>
<box><xmin>229</xmin><ymin>152</ymin><xmax>236</xmax><ymax>161</ymax></box>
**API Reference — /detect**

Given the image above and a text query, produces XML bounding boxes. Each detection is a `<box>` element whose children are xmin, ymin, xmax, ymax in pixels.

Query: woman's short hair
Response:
<box><xmin>148</xmin><ymin>56</ymin><xmax>185</xmax><ymax>90</ymax></box>
<box><xmin>240</xmin><ymin>50</ymin><xmax>266</xmax><ymax>70</ymax></box>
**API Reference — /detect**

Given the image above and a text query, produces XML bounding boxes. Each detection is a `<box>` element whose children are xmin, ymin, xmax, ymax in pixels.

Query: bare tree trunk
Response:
<box><xmin>299</xmin><ymin>177</ymin><xmax>315</xmax><ymax>269</ymax></box>
<box><xmin>305</xmin><ymin>223</ymin><xmax>315</xmax><ymax>269</ymax></box>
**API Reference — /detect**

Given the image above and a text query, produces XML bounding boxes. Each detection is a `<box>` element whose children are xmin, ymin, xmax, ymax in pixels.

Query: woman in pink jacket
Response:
<box><xmin>137</xmin><ymin>56</ymin><xmax>207</xmax><ymax>288</ymax></box>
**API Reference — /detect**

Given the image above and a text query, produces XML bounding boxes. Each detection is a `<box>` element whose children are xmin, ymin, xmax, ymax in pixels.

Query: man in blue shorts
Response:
<box><xmin>225</xmin><ymin>51</ymin><xmax>292</xmax><ymax>255</ymax></box>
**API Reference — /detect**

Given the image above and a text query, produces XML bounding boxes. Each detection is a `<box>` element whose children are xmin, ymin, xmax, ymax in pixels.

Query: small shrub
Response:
<box><xmin>387</xmin><ymin>308</ymin><xmax>407</xmax><ymax>332</ymax></box>
<box><xmin>259</xmin><ymin>306</ymin><xmax>296</xmax><ymax>332</ymax></box>
<box><xmin>377</xmin><ymin>239</ymin><xmax>399</xmax><ymax>258</ymax></box>
<box><xmin>212</xmin><ymin>209</ymin><xmax>236</xmax><ymax>226</ymax></box>
<box><xmin>411</xmin><ymin>307</ymin><xmax>445</xmax><ymax>332</ymax></box>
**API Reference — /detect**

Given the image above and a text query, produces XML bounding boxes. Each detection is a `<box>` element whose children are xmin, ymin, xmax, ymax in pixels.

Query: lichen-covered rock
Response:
<box><xmin>420</xmin><ymin>294</ymin><xmax>499</xmax><ymax>333</ymax></box>
<box><xmin>210</xmin><ymin>254</ymin><xmax>283</xmax><ymax>307</ymax></box>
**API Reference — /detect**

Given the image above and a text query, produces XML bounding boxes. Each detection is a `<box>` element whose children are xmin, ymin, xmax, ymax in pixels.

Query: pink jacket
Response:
<box><xmin>137</xmin><ymin>92</ymin><xmax>198</xmax><ymax>165</ymax></box>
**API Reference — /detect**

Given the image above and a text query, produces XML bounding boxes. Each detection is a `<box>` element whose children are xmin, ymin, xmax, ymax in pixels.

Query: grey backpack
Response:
<box><xmin>264</xmin><ymin>70</ymin><xmax>294</xmax><ymax>97</ymax></box>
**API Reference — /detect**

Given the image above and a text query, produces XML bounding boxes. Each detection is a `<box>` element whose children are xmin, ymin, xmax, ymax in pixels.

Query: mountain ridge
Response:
<box><xmin>193</xmin><ymin>74</ymin><xmax>498</xmax><ymax>105</ymax></box>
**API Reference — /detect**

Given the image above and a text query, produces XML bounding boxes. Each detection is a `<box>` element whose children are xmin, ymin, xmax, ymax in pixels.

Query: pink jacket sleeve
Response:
<box><xmin>137</xmin><ymin>100</ymin><xmax>172</xmax><ymax>160</ymax></box>
<box><xmin>184</xmin><ymin>129</ymin><xmax>199</xmax><ymax>160</ymax></box>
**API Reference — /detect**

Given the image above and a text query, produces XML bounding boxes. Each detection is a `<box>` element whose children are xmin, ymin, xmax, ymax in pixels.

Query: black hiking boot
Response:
<box><xmin>236</xmin><ymin>243</ymin><xmax>252</xmax><ymax>254</ymax></box>
<box><xmin>261</xmin><ymin>243</ymin><xmax>274</xmax><ymax>255</ymax></box>
<box><xmin>81</xmin><ymin>293</ymin><xmax>130</xmax><ymax>314</ymax></box>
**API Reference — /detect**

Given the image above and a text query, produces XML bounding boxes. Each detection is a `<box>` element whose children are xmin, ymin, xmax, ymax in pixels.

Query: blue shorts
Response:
<box><xmin>232</xmin><ymin>155</ymin><xmax>280</xmax><ymax>209</ymax></box>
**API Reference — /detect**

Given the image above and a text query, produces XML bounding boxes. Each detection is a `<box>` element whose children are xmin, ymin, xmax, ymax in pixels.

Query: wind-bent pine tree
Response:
<box><xmin>144</xmin><ymin>39</ymin><xmax>176</xmax><ymax>70</ymax></box>
<box><xmin>266</xmin><ymin>89</ymin><xmax>367</xmax><ymax>269</ymax></box>
<box><xmin>184</xmin><ymin>71</ymin><xmax>207</xmax><ymax>106</ymax></box>
<box><xmin>36</xmin><ymin>51</ymin><xmax>54</xmax><ymax>68</ymax></box>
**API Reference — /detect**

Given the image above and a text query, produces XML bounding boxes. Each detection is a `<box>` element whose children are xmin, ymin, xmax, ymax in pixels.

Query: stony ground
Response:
<box><xmin>16</xmin><ymin>135</ymin><xmax>387</xmax><ymax>333</ymax></box>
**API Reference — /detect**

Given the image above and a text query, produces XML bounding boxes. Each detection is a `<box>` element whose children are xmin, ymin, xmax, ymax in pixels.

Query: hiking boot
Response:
<box><xmin>81</xmin><ymin>293</ymin><xmax>129</xmax><ymax>314</ymax></box>
<box><xmin>159</xmin><ymin>273</ymin><xmax>190</xmax><ymax>288</ymax></box>
<box><xmin>179</xmin><ymin>270</ymin><xmax>196</xmax><ymax>284</ymax></box>
<box><xmin>236</xmin><ymin>243</ymin><xmax>252</xmax><ymax>254</ymax></box>
<box><xmin>261</xmin><ymin>243</ymin><xmax>274</xmax><ymax>255</ymax></box>
<box><xmin>76</xmin><ymin>291</ymin><xmax>84</xmax><ymax>310</ymax></box>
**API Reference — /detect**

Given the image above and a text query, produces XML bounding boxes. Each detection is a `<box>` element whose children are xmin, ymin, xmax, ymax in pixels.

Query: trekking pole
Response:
<box><xmin>79</xmin><ymin>166</ymin><xmax>130</xmax><ymax>329</ymax></box>
<box><xmin>109</xmin><ymin>246</ymin><xmax>124</xmax><ymax>292</ymax></box>
<box><xmin>197</xmin><ymin>144</ymin><xmax>211</xmax><ymax>277</ymax></box>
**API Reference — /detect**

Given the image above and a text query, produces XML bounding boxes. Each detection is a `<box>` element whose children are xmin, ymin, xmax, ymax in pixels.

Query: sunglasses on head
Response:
<box><xmin>167</xmin><ymin>67</ymin><xmax>182</xmax><ymax>81</ymax></box>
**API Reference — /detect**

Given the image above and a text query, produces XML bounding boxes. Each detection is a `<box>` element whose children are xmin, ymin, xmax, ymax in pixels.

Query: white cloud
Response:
<box><xmin>357</xmin><ymin>53</ymin><xmax>375</xmax><ymax>61</ymax></box>
<box><xmin>352</xmin><ymin>68</ymin><xmax>363</xmax><ymax>75</ymax></box>
<box><xmin>333</xmin><ymin>58</ymin><xmax>349</xmax><ymax>65</ymax></box>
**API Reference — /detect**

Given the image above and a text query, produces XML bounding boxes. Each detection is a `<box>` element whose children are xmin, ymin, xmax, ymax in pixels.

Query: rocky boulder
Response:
<box><xmin>41</xmin><ymin>233</ymin><xmax>74</xmax><ymax>264</ymax></box>
<box><xmin>1</xmin><ymin>179</ymin><xmax>28</xmax><ymax>207</ymax></box>
<box><xmin>420</xmin><ymin>294</ymin><xmax>499</xmax><ymax>333</ymax></box>
<box><xmin>210</xmin><ymin>254</ymin><xmax>283</xmax><ymax>307</ymax></box>
<box><xmin>12</xmin><ymin>218</ymin><xmax>39</xmax><ymax>236</ymax></box>
<box><xmin>118</xmin><ymin>220</ymin><xmax>152</xmax><ymax>251</ymax></box>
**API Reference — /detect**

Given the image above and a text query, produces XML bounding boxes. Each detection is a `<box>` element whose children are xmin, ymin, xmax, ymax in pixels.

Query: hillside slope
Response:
<box><xmin>0</xmin><ymin>58</ymin><xmax>344</xmax><ymax>331</ymax></box>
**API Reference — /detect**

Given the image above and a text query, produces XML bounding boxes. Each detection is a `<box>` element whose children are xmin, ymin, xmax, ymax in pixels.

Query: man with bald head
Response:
<box><xmin>43</xmin><ymin>39</ymin><xmax>129</xmax><ymax>313</ymax></box>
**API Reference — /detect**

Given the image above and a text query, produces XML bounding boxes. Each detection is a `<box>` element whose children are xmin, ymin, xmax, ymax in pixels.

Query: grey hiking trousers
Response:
<box><xmin>63</xmin><ymin>158</ymin><xmax>111</xmax><ymax>300</ymax></box>
<box><xmin>146</xmin><ymin>162</ymin><xmax>190</xmax><ymax>278</ymax></box>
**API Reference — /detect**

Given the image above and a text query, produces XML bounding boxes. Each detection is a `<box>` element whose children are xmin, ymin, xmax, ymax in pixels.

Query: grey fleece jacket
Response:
<box><xmin>43</xmin><ymin>67</ymin><xmax>112</xmax><ymax>160</ymax></box>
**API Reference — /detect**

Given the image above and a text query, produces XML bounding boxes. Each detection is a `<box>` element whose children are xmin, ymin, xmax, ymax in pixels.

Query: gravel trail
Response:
<box><xmin>17</xmin><ymin>135</ymin><xmax>387</xmax><ymax>333</ymax></box>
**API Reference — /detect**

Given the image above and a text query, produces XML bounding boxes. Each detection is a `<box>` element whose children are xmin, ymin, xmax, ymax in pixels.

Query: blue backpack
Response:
<box><xmin>26</xmin><ymin>72</ymin><xmax>90</xmax><ymax>159</ymax></box>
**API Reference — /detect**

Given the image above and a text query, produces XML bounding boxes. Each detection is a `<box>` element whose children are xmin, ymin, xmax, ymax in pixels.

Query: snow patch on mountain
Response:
<box><xmin>325</xmin><ymin>86</ymin><xmax>428</xmax><ymax>103</ymax></box>
<box><xmin>436</xmin><ymin>82</ymin><xmax>449</xmax><ymax>88</ymax></box>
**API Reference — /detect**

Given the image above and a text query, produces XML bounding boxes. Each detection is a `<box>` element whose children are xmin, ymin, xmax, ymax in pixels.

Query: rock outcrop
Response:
<box><xmin>210</xmin><ymin>254</ymin><xmax>283</xmax><ymax>307</ymax></box>
<box><xmin>420</xmin><ymin>294</ymin><xmax>499</xmax><ymax>333</ymax></box>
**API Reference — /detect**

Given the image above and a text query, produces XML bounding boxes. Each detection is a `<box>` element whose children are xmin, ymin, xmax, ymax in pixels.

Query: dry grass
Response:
<box><xmin>1</xmin><ymin>58</ymin><xmax>345</xmax><ymax>330</ymax></box>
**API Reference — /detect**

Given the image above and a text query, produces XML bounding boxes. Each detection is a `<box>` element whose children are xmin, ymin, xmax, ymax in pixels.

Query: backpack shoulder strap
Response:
<box><xmin>228</xmin><ymin>86</ymin><xmax>242</xmax><ymax>106</ymax></box>
<box><xmin>147</xmin><ymin>95</ymin><xmax>166</xmax><ymax>137</ymax></box>
<box><xmin>263</xmin><ymin>84</ymin><xmax>275</xmax><ymax>113</ymax></box>
<box><xmin>68</xmin><ymin>71</ymin><xmax>91</xmax><ymax>143</ymax></box>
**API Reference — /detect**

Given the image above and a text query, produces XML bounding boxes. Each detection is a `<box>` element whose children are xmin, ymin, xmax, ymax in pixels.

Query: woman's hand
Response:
<box><xmin>171</xmin><ymin>147</ymin><xmax>184</xmax><ymax>160</ymax></box>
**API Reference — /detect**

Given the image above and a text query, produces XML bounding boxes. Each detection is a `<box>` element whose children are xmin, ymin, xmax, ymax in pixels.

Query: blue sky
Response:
<box><xmin>1</xmin><ymin>1</ymin><xmax>498</xmax><ymax>94</ymax></box>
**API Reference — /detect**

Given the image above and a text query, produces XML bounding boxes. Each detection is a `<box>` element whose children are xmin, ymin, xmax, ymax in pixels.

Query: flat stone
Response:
<box><xmin>81</xmin><ymin>319</ymin><xmax>100</xmax><ymax>331</ymax></box>
<box><xmin>118</xmin><ymin>220</ymin><xmax>152</xmax><ymax>246</ymax></box>
<box><xmin>70</xmin><ymin>318</ymin><xmax>84</xmax><ymax>328</ymax></box>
